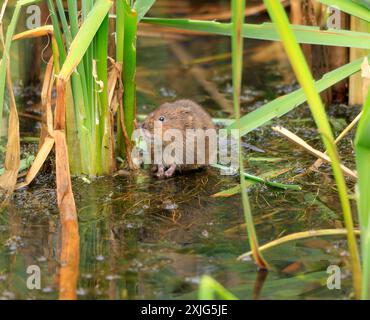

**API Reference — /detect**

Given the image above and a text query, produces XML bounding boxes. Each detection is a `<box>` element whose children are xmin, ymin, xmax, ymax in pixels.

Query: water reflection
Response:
<box><xmin>0</xmin><ymin>0</ymin><xmax>358</xmax><ymax>300</ymax></box>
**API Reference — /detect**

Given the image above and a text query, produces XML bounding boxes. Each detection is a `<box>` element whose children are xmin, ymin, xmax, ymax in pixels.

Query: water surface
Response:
<box><xmin>0</xmin><ymin>0</ymin><xmax>360</xmax><ymax>300</ymax></box>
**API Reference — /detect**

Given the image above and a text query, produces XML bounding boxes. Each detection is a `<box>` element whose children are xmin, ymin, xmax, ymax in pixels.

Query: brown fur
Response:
<box><xmin>142</xmin><ymin>100</ymin><xmax>216</xmax><ymax>178</ymax></box>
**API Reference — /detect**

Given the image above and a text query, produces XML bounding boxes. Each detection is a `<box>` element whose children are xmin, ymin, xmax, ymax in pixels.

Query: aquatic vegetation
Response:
<box><xmin>355</xmin><ymin>77</ymin><xmax>370</xmax><ymax>299</ymax></box>
<box><xmin>198</xmin><ymin>275</ymin><xmax>238</xmax><ymax>300</ymax></box>
<box><xmin>230</xmin><ymin>0</ymin><xmax>268</xmax><ymax>269</ymax></box>
<box><xmin>0</xmin><ymin>0</ymin><xmax>369</xmax><ymax>300</ymax></box>
<box><xmin>157</xmin><ymin>0</ymin><xmax>369</xmax><ymax>299</ymax></box>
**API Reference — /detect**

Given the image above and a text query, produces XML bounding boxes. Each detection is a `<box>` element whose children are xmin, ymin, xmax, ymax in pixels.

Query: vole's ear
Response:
<box><xmin>179</xmin><ymin>106</ymin><xmax>192</xmax><ymax>114</ymax></box>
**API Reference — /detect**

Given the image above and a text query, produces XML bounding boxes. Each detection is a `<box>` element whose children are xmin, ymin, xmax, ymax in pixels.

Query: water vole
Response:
<box><xmin>142</xmin><ymin>100</ymin><xmax>216</xmax><ymax>178</ymax></box>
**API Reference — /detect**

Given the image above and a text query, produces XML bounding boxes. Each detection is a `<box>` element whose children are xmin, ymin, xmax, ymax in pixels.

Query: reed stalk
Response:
<box><xmin>355</xmin><ymin>89</ymin><xmax>370</xmax><ymax>299</ymax></box>
<box><xmin>263</xmin><ymin>0</ymin><xmax>362</xmax><ymax>298</ymax></box>
<box><xmin>231</xmin><ymin>0</ymin><xmax>268</xmax><ymax>270</ymax></box>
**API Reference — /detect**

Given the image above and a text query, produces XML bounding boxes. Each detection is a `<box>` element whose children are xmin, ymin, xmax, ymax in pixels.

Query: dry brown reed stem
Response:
<box><xmin>12</xmin><ymin>25</ymin><xmax>54</xmax><ymax>40</ymax></box>
<box><xmin>311</xmin><ymin>111</ymin><xmax>363</xmax><ymax>170</ymax></box>
<box><xmin>18</xmin><ymin>112</ymin><xmax>43</xmax><ymax>122</ymax></box>
<box><xmin>55</xmin><ymin>130</ymin><xmax>79</xmax><ymax>300</ymax></box>
<box><xmin>54</xmin><ymin>78</ymin><xmax>79</xmax><ymax>300</ymax></box>
<box><xmin>10</xmin><ymin>16</ymin><xmax>79</xmax><ymax>299</ymax></box>
<box><xmin>0</xmin><ymin>17</ymin><xmax>20</xmax><ymax>206</ymax></box>
<box><xmin>106</xmin><ymin>59</ymin><xmax>123</xmax><ymax>170</ymax></box>
<box><xmin>0</xmin><ymin>60</ymin><xmax>20</xmax><ymax>205</ymax></box>
<box><xmin>117</xmin><ymin>71</ymin><xmax>137</xmax><ymax>170</ymax></box>
<box><xmin>272</xmin><ymin>125</ymin><xmax>358</xmax><ymax>180</ymax></box>
<box><xmin>16</xmin><ymin>57</ymin><xmax>55</xmax><ymax>189</ymax></box>
<box><xmin>106</xmin><ymin>57</ymin><xmax>137</xmax><ymax>170</ymax></box>
<box><xmin>11</xmin><ymin>28</ymin><xmax>57</xmax><ymax>181</ymax></box>
<box><xmin>40</xmin><ymin>56</ymin><xmax>55</xmax><ymax>146</ymax></box>
<box><xmin>311</xmin><ymin>58</ymin><xmax>370</xmax><ymax>171</ymax></box>
<box><xmin>0</xmin><ymin>1</ymin><xmax>8</xmax><ymax>24</ymax></box>
<box><xmin>108</xmin><ymin>58</ymin><xmax>121</xmax><ymax>107</ymax></box>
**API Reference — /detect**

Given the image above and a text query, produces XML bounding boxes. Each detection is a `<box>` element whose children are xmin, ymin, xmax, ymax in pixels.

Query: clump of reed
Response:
<box><xmin>0</xmin><ymin>0</ymin><xmax>370</xmax><ymax>300</ymax></box>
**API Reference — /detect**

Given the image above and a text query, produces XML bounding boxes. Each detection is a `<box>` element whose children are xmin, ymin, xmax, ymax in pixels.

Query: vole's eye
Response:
<box><xmin>158</xmin><ymin>116</ymin><xmax>165</xmax><ymax>122</ymax></box>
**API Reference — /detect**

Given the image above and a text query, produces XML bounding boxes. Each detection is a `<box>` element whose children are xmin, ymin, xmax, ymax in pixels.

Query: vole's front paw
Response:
<box><xmin>164</xmin><ymin>164</ymin><xmax>177</xmax><ymax>178</ymax></box>
<box><xmin>156</xmin><ymin>165</ymin><xmax>165</xmax><ymax>178</ymax></box>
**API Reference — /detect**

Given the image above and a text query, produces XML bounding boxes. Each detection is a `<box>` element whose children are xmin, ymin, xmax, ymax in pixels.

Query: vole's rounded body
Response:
<box><xmin>142</xmin><ymin>100</ymin><xmax>216</xmax><ymax>178</ymax></box>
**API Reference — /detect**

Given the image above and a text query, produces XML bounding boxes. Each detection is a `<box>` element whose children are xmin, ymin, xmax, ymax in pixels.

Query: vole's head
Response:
<box><xmin>141</xmin><ymin>102</ymin><xmax>194</xmax><ymax>135</ymax></box>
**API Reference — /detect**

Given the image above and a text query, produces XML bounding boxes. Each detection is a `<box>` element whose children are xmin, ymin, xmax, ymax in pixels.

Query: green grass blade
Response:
<box><xmin>355</xmin><ymin>88</ymin><xmax>370</xmax><ymax>299</ymax></box>
<box><xmin>198</xmin><ymin>276</ymin><xmax>238</xmax><ymax>300</ymax></box>
<box><xmin>95</xmin><ymin>15</ymin><xmax>113</xmax><ymax>174</ymax></box>
<box><xmin>212</xmin><ymin>164</ymin><xmax>301</xmax><ymax>192</ymax></box>
<box><xmin>58</xmin><ymin>0</ymin><xmax>113</xmax><ymax>80</ymax></box>
<box><xmin>122</xmin><ymin>0</ymin><xmax>137</xmax><ymax>144</ymax></box>
<box><xmin>317</xmin><ymin>0</ymin><xmax>370</xmax><ymax>22</ymax></box>
<box><xmin>66</xmin><ymin>0</ymin><xmax>89</xmax><ymax>128</ymax></box>
<box><xmin>116</xmin><ymin>0</ymin><xmax>125</xmax><ymax>156</ymax></box>
<box><xmin>0</xmin><ymin>0</ymin><xmax>43</xmax><ymax>133</ymax></box>
<box><xmin>116</xmin><ymin>0</ymin><xmax>140</xmax><ymax>158</ymax></box>
<box><xmin>263</xmin><ymin>0</ymin><xmax>362</xmax><ymax>298</ymax></box>
<box><xmin>231</xmin><ymin>0</ymin><xmax>268</xmax><ymax>269</ymax></box>
<box><xmin>81</xmin><ymin>0</ymin><xmax>94</xmax><ymax>107</ymax></box>
<box><xmin>53</xmin><ymin>0</ymin><xmax>90</xmax><ymax>174</ymax></box>
<box><xmin>355</xmin><ymin>0</ymin><xmax>370</xmax><ymax>9</ymax></box>
<box><xmin>53</xmin><ymin>0</ymin><xmax>112</xmax><ymax>176</ymax></box>
<box><xmin>46</xmin><ymin>0</ymin><xmax>66</xmax><ymax>63</ymax></box>
<box><xmin>67</xmin><ymin>0</ymin><xmax>79</xmax><ymax>39</ymax></box>
<box><xmin>82</xmin><ymin>0</ymin><xmax>94</xmax><ymax>21</ymax></box>
<box><xmin>228</xmin><ymin>56</ymin><xmax>368</xmax><ymax>136</ymax></box>
<box><xmin>15</xmin><ymin>0</ymin><xmax>42</xmax><ymax>5</ymax></box>
<box><xmin>116</xmin><ymin>0</ymin><xmax>124</xmax><ymax>64</ymax></box>
<box><xmin>56</xmin><ymin>0</ymin><xmax>73</xmax><ymax>46</ymax></box>
<box><xmin>142</xmin><ymin>18</ymin><xmax>370</xmax><ymax>50</ymax></box>
<box><xmin>133</xmin><ymin>0</ymin><xmax>156</xmax><ymax>22</ymax></box>
<box><xmin>0</xmin><ymin>3</ymin><xmax>21</xmax><ymax>132</ymax></box>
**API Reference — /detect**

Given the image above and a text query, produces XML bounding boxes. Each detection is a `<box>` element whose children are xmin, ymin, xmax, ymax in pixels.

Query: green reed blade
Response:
<box><xmin>67</xmin><ymin>0</ymin><xmax>79</xmax><ymax>38</ymax></box>
<box><xmin>95</xmin><ymin>15</ymin><xmax>112</xmax><ymax>174</ymax></box>
<box><xmin>355</xmin><ymin>88</ymin><xmax>370</xmax><ymax>299</ymax></box>
<box><xmin>54</xmin><ymin>0</ymin><xmax>113</xmax><ymax>176</ymax></box>
<box><xmin>82</xmin><ymin>0</ymin><xmax>94</xmax><ymax>112</ymax></box>
<box><xmin>198</xmin><ymin>276</ymin><xmax>238</xmax><ymax>300</ymax></box>
<box><xmin>0</xmin><ymin>4</ymin><xmax>20</xmax><ymax>132</ymax></box>
<box><xmin>133</xmin><ymin>0</ymin><xmax>156</xmax><ymax>22</ymax></box>
<box><xmin>66</xmin><ymin>0</ymin><xmax>89</xmax><ymax>127</ymax></box>
<box><xmin>263</xmin><ymin>0</ymin><xmax>362</xmax><ymax>298</ymax></box>
<box><xmin>231</xmin><ymin>0</ymin><xmax>268</xmax><ymax>269</ymax></box>
<box><xmin>0</xmin><ymin>1</ymin><xmax>43</xmax><ymax>132</ymax></box>
<box><xmin>227</xmin><ymin>56</ymin><xmax>368</xmax><ymax>136</ymax></box>
<box><xmin>46</xmin><ymin>0</ymin><xmax>66</xmax><ymax>64</ymax></box>
<box><xmin>59</xmin><ymin>0</ymin><xmax>113</xmax><ymax>80</ymax></box>
<box><xmin>56</xmin><ymin>0</ymin><xmax>72</xmax><ymax>46</ymax></box>
<box><xmin>317</xmin><ymin>0</ymin><xmax>370</xmax><ymax>22</ymax></box>
<box><xmin>115</xmin><ymin>0</ymin><xmax>125</xmax><ymax>155</ymax></box>
<box><xmin>142</xmin><ymin>18</ymin><xmax>370</xmax><ymax>50</ymax></box>
<box><xmin>122</xmin><ymin>0</ymin><xmax>137</xmax><ymax>144</ymax></box>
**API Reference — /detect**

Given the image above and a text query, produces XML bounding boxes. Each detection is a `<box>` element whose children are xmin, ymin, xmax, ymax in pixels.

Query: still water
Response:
<box><xmin>0</xmin><ymin>0</ymin><xmax>359</xmax><ymax>299</ymax></box>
